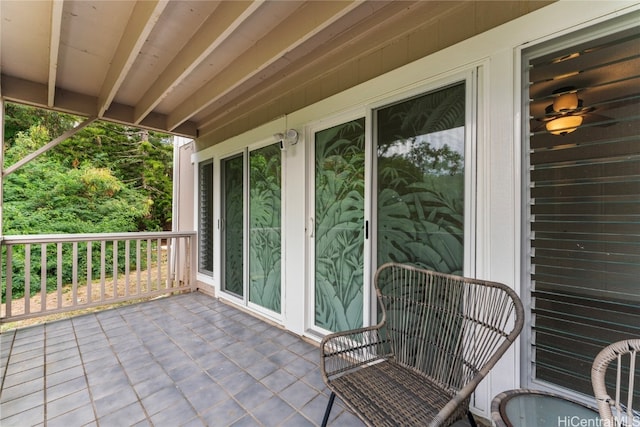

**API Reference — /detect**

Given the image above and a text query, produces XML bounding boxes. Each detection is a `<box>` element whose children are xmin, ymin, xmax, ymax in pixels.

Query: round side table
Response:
<box><xmin>491</xmin><ymin>389</ymin><xmax>600</xmax><ymax>427</ymax></box>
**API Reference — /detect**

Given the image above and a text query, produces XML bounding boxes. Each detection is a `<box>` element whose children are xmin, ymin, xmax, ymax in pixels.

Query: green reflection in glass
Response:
<box><xmin>376</xmin><ymin>83</ymin><xmax>465</xmax><ymax>274</ymax></box>
<box><xmin>223</xmin><ymin>154</ymin><xmax>244</xmax><ymax>297</ymax></box>
<box><xmin>249</xmin><ymin>144</ymin><xmax>281</xmax><ymax>313</ymax></box>
<box><xmin>314</xmin><ymin>118</ymin><xmax>365</xmax><ymax>332</ymax></box>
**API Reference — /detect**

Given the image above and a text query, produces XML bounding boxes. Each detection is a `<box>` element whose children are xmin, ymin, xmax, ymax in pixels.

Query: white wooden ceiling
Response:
<box><xmin>1</xmin><ymin>1</ymin><xmax>548</xmax><ymax>139</ymax></box>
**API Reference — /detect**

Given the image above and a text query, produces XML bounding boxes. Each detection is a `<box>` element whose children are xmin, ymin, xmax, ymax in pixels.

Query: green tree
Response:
<box><xmin>3</xmin><ymin>103</ymin><xmax>174</xmax><ymax>231</ymax></box>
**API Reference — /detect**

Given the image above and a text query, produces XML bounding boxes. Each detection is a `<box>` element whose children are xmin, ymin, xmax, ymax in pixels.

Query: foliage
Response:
<box><xmin>3</xmin><ymin>104</ymin><xmax>174</xmax><ymax>232</ymax></box>
<box><xmin>2</xmin><ymin>104</ymin><xmax>173</xmax><ymax>300</ymax></box>
<box><xmin>223</xmin><ymin>155</ymin><xmax>244</xmax><ymax>296</ymax></box>
<box><xmin>249</xmin><ymin>144</ymin><xmax>282</xmax><ymax>313</ymax></box>
<box><xmin>314</xmin><ymin>119</ymin><xmax>366</xmax><ymax>332</ymax></box>
<box><xmin>376</xmin><ymin>83</ymin><xmax>465</xmax><ymax>274</ymax></box>
<box><xmin>314</xmin><ymin>83</ymin><xmax>466</xmax><ymax>333</ymax></box>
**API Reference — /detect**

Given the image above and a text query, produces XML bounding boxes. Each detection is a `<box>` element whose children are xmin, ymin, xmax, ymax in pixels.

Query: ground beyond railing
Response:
<box><xmin>1</xmin><ymin>231</ymin><xmax>196</xmax><ymax>324</ymax></box>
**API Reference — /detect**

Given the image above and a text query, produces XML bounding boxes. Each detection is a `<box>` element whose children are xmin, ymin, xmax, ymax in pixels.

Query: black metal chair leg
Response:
<box><xmin>467</xmin><ymin>410</ymin><xmax>478</xmax><ymax>427</ymax></box>
<box><xmin>321</xmin><ymin>392</ymin><xmax>336</xmax><ymax>427</ymax></box>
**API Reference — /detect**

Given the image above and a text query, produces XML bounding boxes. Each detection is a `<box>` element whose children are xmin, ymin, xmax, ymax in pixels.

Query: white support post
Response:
<box><xmin>1</xmin><ymin>99</ymin><xmax>4</xmax><ymax>237</ymax></box>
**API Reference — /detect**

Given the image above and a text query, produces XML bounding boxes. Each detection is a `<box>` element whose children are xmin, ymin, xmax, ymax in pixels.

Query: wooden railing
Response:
<box><xmin>1</xmin><ymin>231</ymin><xmax>197</xmax><ymax>324</ymax></box>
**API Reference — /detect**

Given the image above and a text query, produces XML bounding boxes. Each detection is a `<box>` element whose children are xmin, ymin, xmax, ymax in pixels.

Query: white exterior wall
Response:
<box><xmin>190</xmin><ymin>1</ymin><xmax>640</xmax><ymax>418</ymax></box>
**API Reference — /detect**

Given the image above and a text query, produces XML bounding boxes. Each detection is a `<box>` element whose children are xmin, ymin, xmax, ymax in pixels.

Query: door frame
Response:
<box><xmin>305</xmin><ymin>109</ymin><xmax>370</xmax><ymax>337</ymax></box>
<box><xmin>217</xmin><ymin>139</ymin><xmax>285</xmax><ymax>323</ymax></box>
<box><xmin>305</xmin><ymin>69</ymin><xmax>478</xmax><ymax>337</ymax></box>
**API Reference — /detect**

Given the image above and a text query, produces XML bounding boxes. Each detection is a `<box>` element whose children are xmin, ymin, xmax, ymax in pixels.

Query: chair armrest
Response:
<box><xmin>320</xmin><ymin>325</ymin><xmax>392</xmax><ymax>383</ymax></box>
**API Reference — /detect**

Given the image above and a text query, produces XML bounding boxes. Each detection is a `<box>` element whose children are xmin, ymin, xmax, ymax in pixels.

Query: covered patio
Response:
<box><xmin>2</xmin><ymin>1</ymin><xmax>639</xmax><ymax>424</ymax></box>
<box><xmin>0</xmin><ymin>292</ymin><xmax>363</xmax><ymax>427</ymax></box>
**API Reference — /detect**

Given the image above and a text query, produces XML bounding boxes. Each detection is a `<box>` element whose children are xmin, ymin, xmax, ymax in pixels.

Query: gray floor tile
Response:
<box><xmin>235</xmin><ymin>382</ymin><xmax>274</xmax><ymax>411</ymax></box>
<box><xmin>279</xmin><ymin>381</ymin><xmax>321</xmax><ymax>410</ymax></box>
<box><xmin>124</xmin><ymin>359</ymin><xmax>162</xmax><ymax>382</ymax></box>
<box><xmin>167</xmin><ymin>361</ymin><xmax>203</xmax><ymax>382</ymax></box>
<box><xmin>177</xmin><ymin>373</ymin><xmax>220</xmax><ymax>398</ymax></box>
<box><xmin>46</xmin><ymin>354</ymin><xmax>82</xmax><ymax>374</ymax></box>
<box><xmin>46</xmin><ymin>346</ymin><xmax>80</xmax><ymax>363</ymax></box>
<box><xmin>89</xmin><ymin>373</ymin><xmax>132</xmax><ymax>401</ymax></box>
<box><xmin>333</xmin><ymin>408</ymin><xmax>367</xmax><ymax>426</ymax></box>
<box><xmin>98</xmin><ymin>401</ymin><xmax>147</xmax><ymax>427</ymax></box>
<box><xmin>282</xmin><ymin>356</ymin><xmax>317</xmax><ymax>379</ymax></box>
<box><xmin>0</xmin><ymin>390</ymin><xmax>44</xmax><ymax>419</ymax></box>
<box><xmin>133</xmin><ymin>373</ymin><xmax>175</xmax><ymax>399</ymax></box>
<box><xmin>230</xmin><ymin>414</ymin><xmax>262</xmax><ymax>427</ymax></box>
<box><xmin>46</xmin><ymin>376</ymin><xmax>88</xmax><ymax>401</ymax></box>
<box><xmin>300</xmin><ymin>394</ymin><xmax>339</xmax><ymax>426</ymax></box>
<box><xmin>279</xmin><ymin>412</ymin><xmax>315</xmax><ymax>427</ymax></box>
<box><xmin>93</xmin><ymin>387</ymin><xmax>139</xmax><ymax>418</ymax></box>
<box><xmin>261</xmin><ymin>369</ymin><xmax>298</xmax><ymax>393</ymax></box>
<box><xmin>184</xmin><ymin>382</ymin><xmax>228</xmax><ymax>414</ymax></box>
<box><xmin>201</xmin><ymin>398</ymin><xmax>246</xmax><ymax>426</ymax></box>
<box><xmin>251</xmin><ymin>395</ymin><xmax>296</xmax><ymax>427</ymax></box>
<box><xmin>149</xmin><ymin>398</ymin><xmax>197</xmax><ymax>426</ymax></box>
<box><xmin>0</xmin><ymin>403</ymin><xmax>44</xmax><ymax>427</ymax></box>
<box><xmin>141</xmin><ymin>385</ymin><xmax>185</xmax><ymax>416</ymax></box>
<box><xmin>3</xmin><ymin>365</ymin><xmax>44</xmax><ymax>388</ymax></box>
<box><xmin>267</xmin><ymin>349</ymin><xmax>298</xmax><ymax>366</ymax></box>
<box><xmin>206</xmin><ymin>357</ymin><xmax>242</xmax><ymax>381</ymax></box>
<box><xmin>46</xmin><ymin>404</ymin><xmax>96</xmax><ymax>427</ymax></box>
<box><xmin>0</xmin><ymin>293</ymin><xmax>361</xmax><ymax>427</ymax></box>
<box><xmin>217</xmin><ymin>371</ymin><xmax>258</xmax><ymax>396</ymax></box>
<box><xmin>1</xmin><ymin>377</ymin><xmax>43</xmax><ymax>402</ymax></box>
<box><xmin>245</xmin><ymin>358</ymin><xmax>279</xmax><ymax>380</ymax></box>
<box><xmin>46</xmin><ymin>388</ymin><xmax>91</xmax><ymax>420</ymax></box>
<box><xmin>45</xmin><ymin>364</ymin><xmax>85</xmax><ymax>387</ymax></box>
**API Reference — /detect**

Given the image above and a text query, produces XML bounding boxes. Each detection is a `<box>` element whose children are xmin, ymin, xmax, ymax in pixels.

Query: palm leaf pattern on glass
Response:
<box><xmin>377</xmin><ymin>83</ymin><xmax>465</xmax><ymax>275</ymax></box>
<box><xmin>249</xmin><ymin>144</ymin><xmax>282</xmax><ymax>313</ymax></box>
<box><xmin>315</xmin><ymin>119</ymin><xmax>366</xmax><ymax>332</ymax></box>
<box><xmin>223</xmin><ymin>155</ymin><xmax>244</xmax><ymax>296</ymax></box>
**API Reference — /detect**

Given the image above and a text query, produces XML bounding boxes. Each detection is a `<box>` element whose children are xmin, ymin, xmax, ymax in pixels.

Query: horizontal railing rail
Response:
<box><xmin>1</xmin><ymin>231</ymin><xmax>197</xmax><ymax>324</ymax></box>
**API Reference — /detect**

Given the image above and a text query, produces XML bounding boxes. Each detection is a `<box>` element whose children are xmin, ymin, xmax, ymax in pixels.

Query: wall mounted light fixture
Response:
<box><xmin>274</xmin><ymin>129</ymin><xmax>299</xmax><ymax>150</ymax></box>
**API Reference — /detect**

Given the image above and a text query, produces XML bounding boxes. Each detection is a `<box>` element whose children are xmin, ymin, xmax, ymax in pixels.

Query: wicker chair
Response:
<box><xmin>320</xmin><ymin>262</ymin><xmax>524</xmax><ymax>427</ymax></box>
<box><xmin>591</xmin><ymin>339</ymin><xmax>640</xmax><ymax>427</ymax></box>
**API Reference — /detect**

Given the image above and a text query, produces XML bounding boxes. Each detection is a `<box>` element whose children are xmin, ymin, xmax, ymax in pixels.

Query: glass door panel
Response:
<box><xmin>314</xmin><ymin>118</ymin><xmax>366</xmax><ymax>332</ymax></box>
<box><xmin>376</xmin><ymin>83</ymin><xmax>466</xmax><ymax>274</ymax></box>
<box><xmin>222</xmin><ymin>154</ymin><xmax>244</xmax><ymax>297</ymax></box>
<box><xmin>249</xmin><ymin>144</ymin><xmax>282</xmax><ymax>313</ymax></box>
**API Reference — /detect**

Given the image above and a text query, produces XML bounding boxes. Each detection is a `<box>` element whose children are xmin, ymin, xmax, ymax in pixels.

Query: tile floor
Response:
<box><xmin>0</xmin><ymin>292</ymin><xmax>365</xmax><ymax>426</ymax></box>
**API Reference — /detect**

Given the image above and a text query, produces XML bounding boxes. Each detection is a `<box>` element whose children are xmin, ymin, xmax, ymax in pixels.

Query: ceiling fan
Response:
<box><xmin>535</xmin><ymin>86</ymin><xmax>616</xmax><ymax>136</ymax></box>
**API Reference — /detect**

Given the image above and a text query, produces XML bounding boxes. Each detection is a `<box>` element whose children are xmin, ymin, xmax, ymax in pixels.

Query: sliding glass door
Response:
<box><xmin>312</xmin><ymin>118</ymin><xmax>366</xmax><ymax>333</ymax></box>
<box><xmin>221</xmin><ymin>154</ymin><xmax>244</xmax><ymax>297</ymax></box>
<box><xmin>375</xmin><ymin>83</ymin><xmax>466</xmax><ymax>274</ymax></box>
<box><xmin>249</xmin><ymin>144</ymin><xmax>282</xmax><ymax>313</ymax></box>
<box><xmin>309</xmin><ymin>79</ymin><xmax>470</xmax><ymax>335</ymax></box>
<box><xmin>221</xmin><ymin>143</ymin><xmax>282</xmax><ymax>315</ymax></box>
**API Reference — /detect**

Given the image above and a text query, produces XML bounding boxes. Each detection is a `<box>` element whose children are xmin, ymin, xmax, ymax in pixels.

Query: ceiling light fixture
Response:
<box><xmin>544</xmin><ymin>87</ymin><xmax>589</xmax><ymax>136</ymax></box>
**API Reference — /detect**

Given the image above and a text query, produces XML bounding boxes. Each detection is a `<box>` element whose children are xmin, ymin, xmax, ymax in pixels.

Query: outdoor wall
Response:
<box><xmin>188</xmin><ymin>1</ymin><xmax>640</xmax><ymax>419</ymax></box>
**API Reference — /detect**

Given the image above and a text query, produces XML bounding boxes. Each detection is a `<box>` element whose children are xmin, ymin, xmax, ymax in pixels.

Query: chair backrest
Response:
<box><xmin>374</xmin><ymin>262</ymin><xmax>524</xmax><ymax>393</ymax></box>
<box><xmin>591</xmin><ymin>339</ymin><xmax>640</xmax><ymax>427</ymax></box>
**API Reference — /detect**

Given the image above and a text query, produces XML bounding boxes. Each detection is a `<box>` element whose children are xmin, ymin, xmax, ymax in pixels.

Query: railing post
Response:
<box><xmin>5</xmin><ymin>245</ymin><xmax>13</xmax><ymax>318</ymax></box>
<box><xmin>190</xmin><ymin>234</ymin><xmax>197</xmax><ymax>292</ymax></box>
<box><xmin>1</xmin><ymin>231</ymin><xmax>197</xmax><ymax>323</ymax></box>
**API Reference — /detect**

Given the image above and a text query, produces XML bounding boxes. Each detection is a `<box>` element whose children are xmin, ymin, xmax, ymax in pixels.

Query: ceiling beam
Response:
<box><xmin>97</xmin><ymin>0</ymin><xmax>169</xmax><ymax>118</ymax></box>
<box><xmin>47</xmin><ymin>0</ymin><xmax>64</xmax><ymax>107</ymax></box>
<box><xmin>197</xmin><ymin>1</ymin><xmax>456</xmax><ymax>137</ymax></box>
<box><xmin>133</xmin><ymin>0</ymin><xmax>263</xmax><ymax>125</ymax></box>
<box><xmin>1</xmin><ymin>74</ymin><xmax>197</xmax><ymax>138</ymax></box>
<box><xmin>166</xmin><ymin>0</ymin><xmax>361</xmax><ymax>132</ymax></box>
